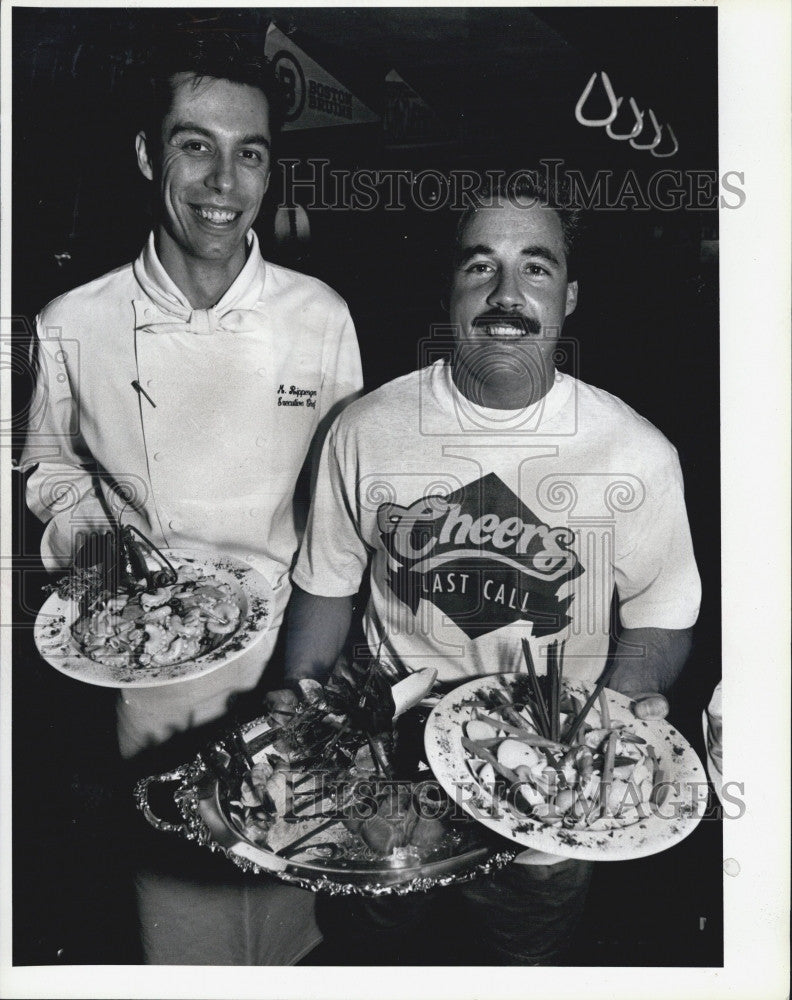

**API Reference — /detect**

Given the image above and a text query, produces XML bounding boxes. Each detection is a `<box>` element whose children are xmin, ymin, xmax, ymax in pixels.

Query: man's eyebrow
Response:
<box><xmin>168</xmin><ymin>122</ymin><xmax>212</xmax><ymax>142</ymax></box>
<box><xmin>240</xmin><ymin>133</ymin><xmax>271</xmax><ymax>149</ymax></box>
<box><xmin>520</xmin><ymin>244</ymin><xmax>562</xmax><ymax>268</ymax></box>
<box><xmin>168</xmin><ymin>122</ymin><xmax>271</xmax><ymax>149</ymax></box>
<box><xmin>455</xmin><ymin>244</ymin><xmax>494</xmax><ymax>267</ymax></box>
<box><xmin>455</xmin><ymin>243</ymin><xmax>562</xmax><ymax>268</ymax></box>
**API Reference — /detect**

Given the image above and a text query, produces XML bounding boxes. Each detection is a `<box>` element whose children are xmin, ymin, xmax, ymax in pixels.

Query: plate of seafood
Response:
<box><xmin>135</xmin><ymin>664</ymin><xmax>515</xmax><ymax>894</ymax></box>
<box><xmin>425</xmin><ymin>665</ymin><xmax>708</xmax><ymax>862</ymax></box>
<box><xmin>34</xmin><ymin>538</ymin><xmax>272</xmax><ymax>688</ymax></box>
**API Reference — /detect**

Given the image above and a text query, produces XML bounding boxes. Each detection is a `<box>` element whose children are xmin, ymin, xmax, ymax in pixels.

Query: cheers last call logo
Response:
<box><xmin>377</xmin><ymin>473</ymin><xmax>583</xmax><ymax>639</ymax></box>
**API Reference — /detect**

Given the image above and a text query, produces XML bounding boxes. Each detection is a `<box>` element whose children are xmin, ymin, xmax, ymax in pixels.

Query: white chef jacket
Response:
<box><xmin>21</xmin><ymin>230</ymin><xmax>362</xmax><ymax>755</ymax></box>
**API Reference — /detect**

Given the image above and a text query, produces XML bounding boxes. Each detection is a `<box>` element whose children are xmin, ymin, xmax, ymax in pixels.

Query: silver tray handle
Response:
<box><xmin>134</xmin><ymin>768</ymin><xmax>193</xmax><ymax>836</ymax></box>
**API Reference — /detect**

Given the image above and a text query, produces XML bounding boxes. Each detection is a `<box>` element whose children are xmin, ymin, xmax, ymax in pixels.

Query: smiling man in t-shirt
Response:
<box><xmin>285</xmin><ymin>174</ymin><xmax>700</xmax><ymax>963</ymax></box>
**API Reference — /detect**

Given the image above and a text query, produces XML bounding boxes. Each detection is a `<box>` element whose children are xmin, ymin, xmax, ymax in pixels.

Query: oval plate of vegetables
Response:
<box><xmin>425</xmin><ymin>652</ymin><xmax>708</xmax><ymax>861</ymax></box>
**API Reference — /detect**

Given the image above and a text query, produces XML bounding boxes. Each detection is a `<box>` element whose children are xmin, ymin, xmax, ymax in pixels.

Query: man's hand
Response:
<box><xmin>74</xmin><ymin>529</ymin><xmax>117</xmax><ymax>570</ymax></box>
<box><xmin>72</xmin><ymin>529</ymin><xmax>122</xmax><ymax>610</ymax></box>
<box><xmin>264</xmin><ymin>688</ymin><xmax>300</xmax><ymax>727</ymax></box>
<box><xmin>603</xmin><ymin>626</ymin><xmax>694</xmax><ymax>723</ymax></box>
<box><xmin>627</xmin><ymin>692</ymin><xmax>670</xmax><ymax>720</ymax></box>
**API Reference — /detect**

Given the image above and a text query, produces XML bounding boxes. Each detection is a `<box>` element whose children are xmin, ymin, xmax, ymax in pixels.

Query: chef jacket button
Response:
<box><xmin>249</xmin><ymin>509</ymin><xmax>258</xmax><ymax>518</ymax></box>
<box><xmin>169</xmin><ymin>520</ymin><xmax>178</xmax><ymax>531</ymax></box>
<box><xmin>153</xmin><ymin>452</ymin><xmax>162</xmax><ymax>461</ymax></box>
<box><xmin>257</xmin><ymin>368</ymin><xmax>266</xmax><ymax>377</ymax></box>
<box><xmin>255</xmin><ymin>436</ymin><xmax>265</xmax><ymax>447</ymax></box>
<box><xmin>146</xmin><ymin>379</ymin><xmax>154</xmax><ymax>389</ymax></box>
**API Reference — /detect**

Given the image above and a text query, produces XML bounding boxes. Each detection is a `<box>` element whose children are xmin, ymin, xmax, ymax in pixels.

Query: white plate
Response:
<box><xmin>34</xmin><ymin>550</ymin><xmax>272</xmax><ymax>689</ymax></box>
<box><xmin>425</xmin><ymin>673</ymin><xmax>708</xmax><ymax>861</ymax></box>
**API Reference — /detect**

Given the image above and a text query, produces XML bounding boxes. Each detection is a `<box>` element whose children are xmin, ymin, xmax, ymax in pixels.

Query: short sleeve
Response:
<box><xmin>614</xmin><ymin>449</ymin><xmax>702</xmax><ymax>630</ymax></box>
<box><xmin>318</xmin><ymin>301</ymin><xmax>363</xmax><ymax>424</ymax></box>
<box><xmin>292</xmin><ymin>418</ymin><xmax>370</xmax><ymax>597</ymax></box>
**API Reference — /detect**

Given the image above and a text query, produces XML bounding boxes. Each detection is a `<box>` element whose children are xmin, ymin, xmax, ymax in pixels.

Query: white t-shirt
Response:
<box><xmin>21</xmin><ymin>231</ymin><xmax>363</xmax><ymax>755</ymax></box>
<box><xmin>293</xmin><ymin>360</ymin><xmax>701</xmax><ymax>685</ymax></box>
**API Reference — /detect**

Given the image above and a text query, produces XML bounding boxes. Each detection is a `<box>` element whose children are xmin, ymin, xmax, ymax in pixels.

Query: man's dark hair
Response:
<box><xmin>140</xmin><ymin>29</ymin><xmax>286</xmax><ymax>154</ymax></box>
<box><xmin>453</xmin><ymin>171</ymin><xmax>584</xmax><ymax>281</ymax></box>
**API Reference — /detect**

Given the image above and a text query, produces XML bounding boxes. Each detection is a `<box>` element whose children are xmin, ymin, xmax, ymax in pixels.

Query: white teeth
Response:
<box><xmin>486</xmin><ymin>324</ymin><xmax>525</xmax><ymax>338</ymax></box>
<box><xmin>195</xmin><ymin>207</ymin><xmax>238</xmax><ymax>223</ymax></box>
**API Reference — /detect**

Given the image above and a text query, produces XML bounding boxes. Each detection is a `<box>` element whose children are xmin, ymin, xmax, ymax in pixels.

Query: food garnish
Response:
<box><xmin>63</xmin><ymin>524</ymin><xmax>241</xmax><ymax>668</ymax></box>
<box><xmin>463</xmin><ymin>642</ymin><xmax>656</xmax><ymax>831</ymax></box>
<box><xmin>224</xmin><ymin>664</ymin><xmax>472</xmax><ymax>862</ymax></box>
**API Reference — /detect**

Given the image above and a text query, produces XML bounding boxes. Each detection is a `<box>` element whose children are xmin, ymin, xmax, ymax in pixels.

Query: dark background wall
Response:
<box><xmin>11</xmin><ymin>6</ymin><xmax>721</xmax><ymax>967</ymax></box>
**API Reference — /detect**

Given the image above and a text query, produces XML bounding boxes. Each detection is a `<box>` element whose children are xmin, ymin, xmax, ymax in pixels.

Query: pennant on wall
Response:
<box><xmin>384</xmin><ymin>69</ymin><xmax>450</xmax><ymax>146</ymax></box>
<box><xmin>265</xmin><ymin>23</ymin><xmax>379</xmax><ymax>131</ymax></box>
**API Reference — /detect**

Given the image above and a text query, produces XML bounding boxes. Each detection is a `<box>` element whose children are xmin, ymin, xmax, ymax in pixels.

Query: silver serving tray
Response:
<box><xmin>134</xmin><ymin>716</ymin><xmax>515</xmax><ymax>896</ymax></box>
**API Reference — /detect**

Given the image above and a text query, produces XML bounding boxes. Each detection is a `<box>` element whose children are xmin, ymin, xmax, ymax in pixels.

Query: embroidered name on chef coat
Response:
<box><xmin>277</xmin><ymin>384</ymin><xmax>318</xmax><ymax>409</ymax></box>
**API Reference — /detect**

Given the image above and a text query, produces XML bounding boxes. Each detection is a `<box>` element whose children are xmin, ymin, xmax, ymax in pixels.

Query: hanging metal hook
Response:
<box><xmin>651</xmin><ymin>123</ymin><xmax>679</xmax><ymax>158</ymax></box>
<box><xmin>605</xmin><ymin>96</ymin><xmax>645</xmax><ymax>141</ymax></box>
<box><xmin>629</xmin><ymin>108</ymin><xmax>663</xmax><ymax>151</ymax></box>
<box><xmin>575</xmin><ymin>71</ymin><xmax>619</xmax><ymax>127</ymax></box>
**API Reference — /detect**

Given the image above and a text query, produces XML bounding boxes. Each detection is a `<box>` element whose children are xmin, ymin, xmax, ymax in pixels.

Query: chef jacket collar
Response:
<box><xmin>132</xmin><ymin>230</ymin><xmax>267</xmax><ymax>334</ymax></box>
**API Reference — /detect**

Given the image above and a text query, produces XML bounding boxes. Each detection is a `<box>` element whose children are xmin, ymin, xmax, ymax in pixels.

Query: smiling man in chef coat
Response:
<box><xmin>20</xmin><ymin>29</ymin><xmax>362</xmax><ymax>965</ymax></box>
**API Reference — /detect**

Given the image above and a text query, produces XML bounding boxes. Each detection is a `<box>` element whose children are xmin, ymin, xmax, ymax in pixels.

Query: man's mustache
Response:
<box><xmin>471</xmin><ymin>311</ymin><xmax>542</xmax><ymax>336</ymax></box>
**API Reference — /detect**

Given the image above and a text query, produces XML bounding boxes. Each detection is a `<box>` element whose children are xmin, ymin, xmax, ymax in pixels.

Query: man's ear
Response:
<box><xmin>565</xmin><ymin>280</ymin><xmax>579</xmax><ymax>317</ymax></box>
<box><xmin>135</xmin><ymin>131</ymin><xmax>155</xmax><ymax>181</ymax></box>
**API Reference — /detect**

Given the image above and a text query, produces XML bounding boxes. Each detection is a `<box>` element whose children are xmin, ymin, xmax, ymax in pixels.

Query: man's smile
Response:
<box><xmin>190</xmin><ymin>204</ymin><xmax>242</xmax><ymax>226</ymax></box>
<box><xmin>472</xmin><ymin>313</ymin><xmax>542</xmax><ymax>339</ymax></box>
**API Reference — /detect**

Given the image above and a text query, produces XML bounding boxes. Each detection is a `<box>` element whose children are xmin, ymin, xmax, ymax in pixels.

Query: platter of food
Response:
<box><xmin>425</xmin><ymin>668</ymin><xmax>708</xmax><ymax>861</ymax></box>
<box><xmin>34</xmin><ymin>549</ymin><xmax>272</xmax><ymax>688</ymax></box>
<box><xmin>135</xmin><ymin>668</ymin><xmax>515</xmax><ymax>894</ymax></box>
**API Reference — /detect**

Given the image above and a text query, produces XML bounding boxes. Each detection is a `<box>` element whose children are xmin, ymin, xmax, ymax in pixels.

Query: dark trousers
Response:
<box><xmin>316</xmin><ymin>857</ymin><xmax>594</xmax><ymax>965</ymax></box>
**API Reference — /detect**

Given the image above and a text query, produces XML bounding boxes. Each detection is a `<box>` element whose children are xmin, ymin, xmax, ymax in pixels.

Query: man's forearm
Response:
<box><xmin>283</xmin><ymin>584</ymin><xmax>354</xmax><ymax>685</ymax></box>
<box><xmin>606</xmin><ymin>626</ymin><xmax>694</xmax><ymax>697</ymax></box>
